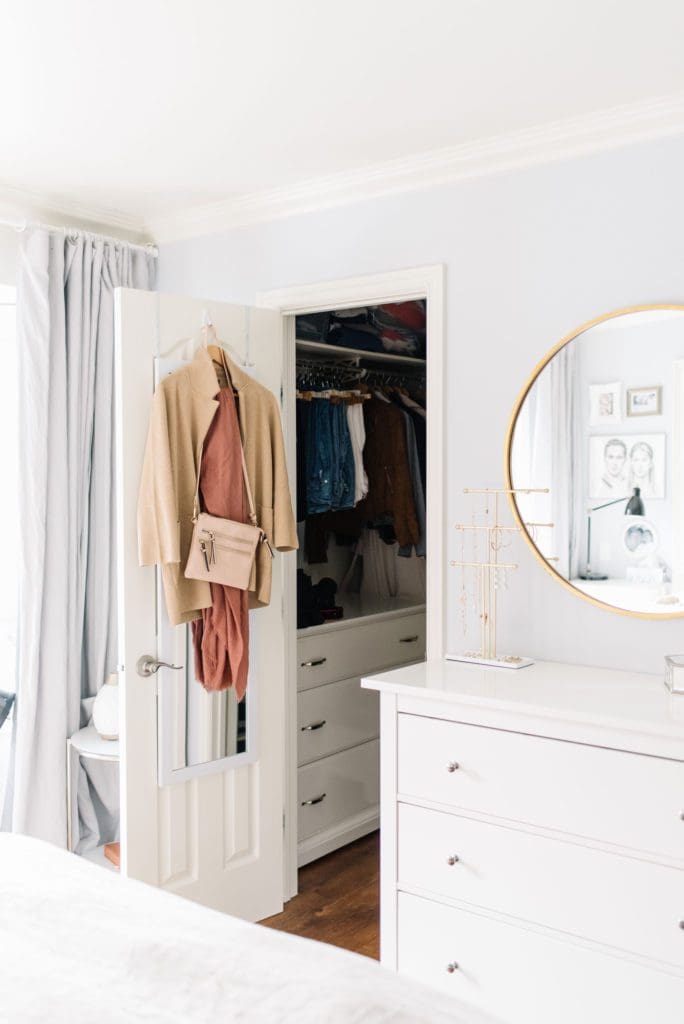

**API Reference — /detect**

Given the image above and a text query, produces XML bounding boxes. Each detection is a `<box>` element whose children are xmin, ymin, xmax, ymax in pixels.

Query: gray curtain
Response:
<box><xmin>3</xmin><ymin>229</ymin><xmax>155</xmax><ymax>849</ymax></box>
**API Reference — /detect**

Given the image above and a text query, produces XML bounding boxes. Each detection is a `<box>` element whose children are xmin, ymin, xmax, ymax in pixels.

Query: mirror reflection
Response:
<box><xmin>171</xmin><ymin>627</ymin><xmax>247</xmax><ymax>770</ymax></box>
<box><xmin>509</xmin><ymin>307</ymin><xmax>684</xmax><ymax>616</ymax></box>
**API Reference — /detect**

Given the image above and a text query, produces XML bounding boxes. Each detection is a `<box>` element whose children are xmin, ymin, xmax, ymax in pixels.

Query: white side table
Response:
<box><xmin>66</xmin><ymin>725</ymin><xmax>120</xmax><ymax>854</ymax></box>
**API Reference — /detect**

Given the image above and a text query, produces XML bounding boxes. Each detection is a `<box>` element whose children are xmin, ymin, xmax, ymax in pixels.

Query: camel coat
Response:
<box><xmin>138</xmin><ymin>347</ymin><xmax>297</xmax><ymax>625</ymax></box>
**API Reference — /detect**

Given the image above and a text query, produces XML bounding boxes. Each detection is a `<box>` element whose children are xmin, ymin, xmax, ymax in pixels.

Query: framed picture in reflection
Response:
<box><xmin>588</xmin><ymin>433</ymin><xmax>665</xmax><ymax>500</ymax></box>
<box><xmin>588</xmin><ymin>382</ymin><xmax>622</xmax><ymax>426</ymax></box>
<box><xmin>626</xmin><ymin>386</ymin><xmax>662</xmax><ymax>417</ymax></box>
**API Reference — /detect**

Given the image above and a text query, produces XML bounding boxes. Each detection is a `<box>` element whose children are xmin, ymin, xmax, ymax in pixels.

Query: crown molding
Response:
<box><xmin>148</xmin><ymin>90</ymin><xmax>684</xmax><ymax>244</ymax></box>
<box><xmin>0</xmin><ymin>184</ymin><xmax>150</xmax><ymax>242</ymax></box>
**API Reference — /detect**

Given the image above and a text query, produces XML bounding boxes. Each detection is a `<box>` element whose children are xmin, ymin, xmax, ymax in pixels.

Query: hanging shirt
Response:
<box><xmin>346</xmin><ymin>402</ymin><xmax>369</xmax><ymax>505</ymax></box>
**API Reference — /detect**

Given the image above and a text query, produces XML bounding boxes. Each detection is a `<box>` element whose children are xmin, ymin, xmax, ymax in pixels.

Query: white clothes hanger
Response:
<box><xmin>201</xmin><ymin>309</ymin><xmax>247</xmax><ymax>368</ymax></box>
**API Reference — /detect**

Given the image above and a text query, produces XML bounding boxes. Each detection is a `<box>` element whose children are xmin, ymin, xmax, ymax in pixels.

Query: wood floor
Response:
<box><xmin>261</xmin><ymin>831</ymin><xmax>379</xmax><ymax>959</ymax></box>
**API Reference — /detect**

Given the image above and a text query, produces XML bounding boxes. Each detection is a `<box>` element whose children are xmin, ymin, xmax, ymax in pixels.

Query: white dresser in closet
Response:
<box><xmin>297</xmin><ymin>597</ymin><xmax>425</xmax><ymax>866</ymax></box>
<box><xmin>363</xmin><ymin>658</ymin><xmax>684</xmax><ymax>1024</ymax></box>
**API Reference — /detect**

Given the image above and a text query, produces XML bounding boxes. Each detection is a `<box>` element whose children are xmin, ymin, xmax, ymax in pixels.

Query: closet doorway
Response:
<box><xmin>258</xmin><ymin>266</ymin><xmax>445</xmax><ymax>904</ymax></box>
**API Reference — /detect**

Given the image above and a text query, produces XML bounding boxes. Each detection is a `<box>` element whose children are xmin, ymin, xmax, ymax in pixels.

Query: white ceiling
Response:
<box><xmin>3</xmin><ymin>0</ymin><xmax>684</xmax><ymax>240</ymax></box>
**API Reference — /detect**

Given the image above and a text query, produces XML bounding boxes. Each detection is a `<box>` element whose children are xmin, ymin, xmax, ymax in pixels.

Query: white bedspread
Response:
<box><xmin>0</xmin><ymin>834</ymin><xmax>495</xmax><ymax>1024</ymax></box>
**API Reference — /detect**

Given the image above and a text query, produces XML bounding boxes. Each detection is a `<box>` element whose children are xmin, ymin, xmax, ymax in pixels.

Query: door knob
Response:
<box><xmin>136</xmin><ymin>655</ymin><xmax>183</xmax><ymax>677</ymax></box>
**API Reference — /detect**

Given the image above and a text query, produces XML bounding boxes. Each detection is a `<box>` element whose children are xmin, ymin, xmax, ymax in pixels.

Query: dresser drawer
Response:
<box><xmin>398</xmin><ymin>803</ymin><xmax>684</xmax><ymax>967</ymax></box>
<box><xmin>298</xmin><ymin>676</ymin><xmax>379</xmax><ymax>766</ymax></box>
<box><xmin>397</xmin><ymin>893</ymin><xmax>684</xmax><ymax>1024</ymax></box>
<box><xmin>298</xmin><ymin>739</ymin><xmax>379</xmax><ymax>841</ymax></box>
<box><xmin>397</xmin><ymin>713</ymin><xmax>684</xmax><ymax>861</ymax></box>
<box><xmin>297</xmin><ymin>614</ymin><xmax>424</xmax><ymax>690</ymax></box>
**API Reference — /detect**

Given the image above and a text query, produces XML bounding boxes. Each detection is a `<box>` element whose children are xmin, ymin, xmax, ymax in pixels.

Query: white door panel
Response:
<box><xmin>115</xmin><ymin>287</ymin><xmax>286</xmax><ymax>920</ymax></box>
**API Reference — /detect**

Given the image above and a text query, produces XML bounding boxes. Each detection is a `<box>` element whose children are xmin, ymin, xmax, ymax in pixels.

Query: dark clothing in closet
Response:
<box><xmin>359</xmin><ymin>398</ymin><xmax>420</xmax><ymax>548</ymax></box>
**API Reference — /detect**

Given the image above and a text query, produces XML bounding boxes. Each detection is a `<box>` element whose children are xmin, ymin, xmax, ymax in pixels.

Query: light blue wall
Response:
<box><xmin>159</xmin><ymin>135</ymin><xmax>684</xmax><ymax>673</ymax></box>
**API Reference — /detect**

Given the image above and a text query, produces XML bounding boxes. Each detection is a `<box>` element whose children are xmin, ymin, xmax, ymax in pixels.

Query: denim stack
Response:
<box><xmin>298</xmin><ymin>397</ymin><xmax>356</xmax><ymax>517</ymax></box>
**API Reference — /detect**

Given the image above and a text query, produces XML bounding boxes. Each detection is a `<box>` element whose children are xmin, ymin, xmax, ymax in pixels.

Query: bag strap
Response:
<box><xmin>192</xmin><ymin>349</ymin><xmax>258</xmax><ymax>528</ymax></box>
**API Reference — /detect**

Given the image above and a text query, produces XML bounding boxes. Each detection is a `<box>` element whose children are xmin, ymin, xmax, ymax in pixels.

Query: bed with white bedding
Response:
<box><xmin>0</xmin><ymin>834</ymin><xmax>495</xmax><ymax>1023</ymax></box>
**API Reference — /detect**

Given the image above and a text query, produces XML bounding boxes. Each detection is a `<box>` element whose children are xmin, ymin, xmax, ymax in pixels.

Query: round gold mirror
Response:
<box><xmin>505</xmin><ymin>304</ymin><xmax>684</xmax><ymax>618</ymax></box>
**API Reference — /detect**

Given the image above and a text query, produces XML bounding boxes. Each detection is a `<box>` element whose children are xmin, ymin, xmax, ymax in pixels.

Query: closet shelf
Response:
<box><xmin>297</xmin><ymin>595</ymin><xmax>425</xmax><ymax>637</ymax></box>
<box><xmin>295</xmin><ymin>338</ymin><xmax>426</xmax><ymax>368</ymax></box>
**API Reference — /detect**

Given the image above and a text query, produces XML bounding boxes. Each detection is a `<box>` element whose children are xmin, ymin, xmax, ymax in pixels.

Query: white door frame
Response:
<box><xmin>258</xmin><ymin>264</ymin><xmax>446</xmax><ymax>900</ymax></box>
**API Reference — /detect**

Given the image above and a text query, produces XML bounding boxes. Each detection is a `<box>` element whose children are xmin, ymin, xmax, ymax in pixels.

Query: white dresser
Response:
<box><xmin>362</xmin><ymin>658</ymin><xmax>684</xmax><ymax>1024</ymax></box>
<box><xmin>297</xmin><ymin>598</ymin><xmax>425</xmax><ymax>866</ymax></box>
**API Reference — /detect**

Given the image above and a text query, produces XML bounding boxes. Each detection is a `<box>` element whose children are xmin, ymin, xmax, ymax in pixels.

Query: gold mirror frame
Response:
<box><xmin>504</xmin><ymin>303</ymin><xmax>684</xmax><ymax>620</ymax></box>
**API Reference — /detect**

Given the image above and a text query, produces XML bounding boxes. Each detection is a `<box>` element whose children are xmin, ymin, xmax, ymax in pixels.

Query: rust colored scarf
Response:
<box><xmin>191</xmin><ymin>387</ymin><xmax>249</xmax><ymax>699</ymax></box>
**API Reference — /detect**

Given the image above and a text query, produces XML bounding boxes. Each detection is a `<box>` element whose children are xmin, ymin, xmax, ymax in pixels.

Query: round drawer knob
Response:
<box><xmin>446</xmin><ymin>961</ymin><xmax>459</xmax><ymax>973</ymax></box>
<box><xmin>447</xmin><ymin>855</ymin><xmax>460</xmax><ymax>866</ymax></box>
<box><xmin>446</xmin><ymin>761</ymin><xmax>460</xmax><ymax>773</ymax></box>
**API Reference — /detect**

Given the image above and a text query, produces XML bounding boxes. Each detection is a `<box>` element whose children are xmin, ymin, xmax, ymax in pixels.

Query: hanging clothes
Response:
<box><xmin>397</xmin><ymin>409</ymin><xmax>426</xmax><ymax>558</ymax></box>
<box><xmin>191</xmin><ymin>387</ymin><xmax>250</xmax><ymax>699</ymax></box>
<box><xmin>346</xmin><ymin>402</ymin><xmax>369</xmax><ymax>504</ymax></box>
<box><xmin>360</xmin><ymin>397</ymin><xmax>420</xmax><ymax>549</ymax></box>
<box><xmin>138</xmin><ymin>346</ymin><xmax>297</xmax><ymax>625</ymax></box>
<box><xmin>302</xmin><ymin>396</ymin><xmax>356</xmax><ymax>515</ymax></box>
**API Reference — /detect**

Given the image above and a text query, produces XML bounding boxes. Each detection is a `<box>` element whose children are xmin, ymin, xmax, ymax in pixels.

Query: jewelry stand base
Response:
<box><xmin>446</xmin><ymin>652</ymin><xmax>534</xmax><ymax>670</ymax></box>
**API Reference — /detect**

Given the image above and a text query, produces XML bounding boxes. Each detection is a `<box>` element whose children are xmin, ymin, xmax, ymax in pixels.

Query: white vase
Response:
<box><xmin>93</xmin><ymin>673</ymin><xmax>119</xmax><ymax>741</ymax></box>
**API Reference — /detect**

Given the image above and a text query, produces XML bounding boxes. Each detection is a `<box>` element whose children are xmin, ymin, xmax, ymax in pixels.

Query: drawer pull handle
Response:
<box><xmin>446</xmin><ymin>962</ymin><xmax>459</xmax><ymax>974</ymax></box>
<box><xmin>399</xmin><ymin>635</ymin><xmax>419</xmax><ymax>644</ymax></box>
<box><xmin>446</xmin><ymin>761</ymin><xmax>460</xmax><ymax>773</ymax></box>
<box><xmin>301</xmin><ymin>657</ymin><xmax>327</xmax><ymax>668</ymax></box>
<box><xmin>679</xmin><ymin>920</ymin><xmax>684</xmax><ymax>930</ymax></box>
<box><xmin>447</xmin><ymin>855</ymin><xmax>460</xmax><ymax>866</ymax></box>
<box><xmin>301</xmin><ymin>720</ymin><xmax>326</xmax><ymax>732</ymax></box>
<box><xmin>301</xmin><ymin>793</ymin><xmax>326</xmax><ymax>806</ymax></box>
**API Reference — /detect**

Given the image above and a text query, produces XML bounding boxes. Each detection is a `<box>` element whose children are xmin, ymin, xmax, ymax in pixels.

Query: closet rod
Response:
<box><xmin>0</xmin><ymin>215</ymin><xmax>158</xmax><ymax>256</ymax></box>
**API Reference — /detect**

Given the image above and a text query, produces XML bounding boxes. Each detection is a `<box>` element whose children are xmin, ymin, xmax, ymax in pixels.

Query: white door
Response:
<box><xmin>114</xmin><ymin>288</ymin><xmax>287</xmax><ymax>921</ymax></box>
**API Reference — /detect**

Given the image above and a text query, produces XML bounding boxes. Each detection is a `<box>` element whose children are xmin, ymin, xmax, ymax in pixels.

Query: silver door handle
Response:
<box><xmin>301</xmin><ymin>720</ymin><xmax>326</xmax><ymax>731</ymax></box>
<box><xmin>136</xmin><ymin>655</ymin><xmax>183</xmax><ymax>678</ymax></box>
<box><xmin>301</xmin><ymin>658</ymin><xmax>327</xmax><ymax>667</ymax></box>
<box><xmin>399</xmin><ymin>635</ymin><xmax>419</xmax><ymax>643</ymax></box>
<box><xmin>301</xmin><ymin>793</ymin><xmax>326</xmax><ymax>806</ymax></box>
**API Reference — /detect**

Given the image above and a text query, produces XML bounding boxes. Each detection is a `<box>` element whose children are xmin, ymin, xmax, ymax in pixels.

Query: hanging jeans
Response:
<box><xmin>306</xmin><ymin>399</ymin><xmax>355</xmax><ymax>514</ymax></box>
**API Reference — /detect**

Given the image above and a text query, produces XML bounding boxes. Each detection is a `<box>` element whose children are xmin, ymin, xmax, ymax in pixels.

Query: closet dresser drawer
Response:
<box><xmin>297</xmin><ymin>613</ymin><xmax>424</xmax><ymax>691</ymax></box>
<box><xmin>398</xmin><ymin>803</ymin><xmax>684</xmax><ymax>967</ymax></box>
<box><xmin>297</xmin><ymin>676</ymin><xmax>379</xmax><ymax>766</ymax></box>
<box><xmin>397</xmin><ymin>713</ymin><xmax>684</xmax><ymax>860</ymax></box>
<box><xmin>396</xmin><ymin>893</ymin><xmax>684</xmax><ymax>1024</ymax></box>
<box><xmin>298</xmin><ymin>739</ymin><xmax>379</xmax><ymax>842</ymax></box>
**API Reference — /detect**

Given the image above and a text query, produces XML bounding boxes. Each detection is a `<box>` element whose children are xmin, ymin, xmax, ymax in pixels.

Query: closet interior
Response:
<box><xmin>293</xmin><ymin>300</ymin><xmax>428</xmax><ymax>868</ymax></box>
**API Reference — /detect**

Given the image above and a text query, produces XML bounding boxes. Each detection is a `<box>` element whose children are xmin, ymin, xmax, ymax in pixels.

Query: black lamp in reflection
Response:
<box><xmin>579</xmin><ymin>487</ymin><xmax>645</xmax><ymax>581</ymax></box>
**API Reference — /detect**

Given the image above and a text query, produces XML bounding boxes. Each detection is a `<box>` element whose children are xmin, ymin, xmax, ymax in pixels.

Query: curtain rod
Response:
<box><xmin>0</xmin><ymin>215</ymin><xmax>158</xmax><ymax>257</ymax></box>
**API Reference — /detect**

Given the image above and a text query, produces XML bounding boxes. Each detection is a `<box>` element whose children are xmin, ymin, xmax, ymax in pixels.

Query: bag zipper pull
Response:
<box><xmin>200</xmin><ymin>540</ymin><xmax>211</xmax><ymax>573</ymax></box>
<box><xmin>262</xmin><ymin>532</ymin><xmax>274</xmax><ymax>558</ymax></box>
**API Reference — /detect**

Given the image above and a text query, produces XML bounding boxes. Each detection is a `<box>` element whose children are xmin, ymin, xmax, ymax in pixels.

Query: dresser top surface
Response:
<box><xmin>362</xmin><ymin>658</ymin><xmax>684</xmax><ymax>757</ymax></box>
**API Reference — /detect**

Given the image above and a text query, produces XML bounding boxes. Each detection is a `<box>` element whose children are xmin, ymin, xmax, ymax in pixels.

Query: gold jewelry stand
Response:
<box><xmin>447</xmin><ymin>487</ymin><xmax>553</xmax><ymax>670</ymax></box>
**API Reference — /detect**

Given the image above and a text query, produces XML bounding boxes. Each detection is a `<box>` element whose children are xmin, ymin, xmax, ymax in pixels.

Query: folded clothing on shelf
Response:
<box><xmin>296</xmin><ymin>300</ymin><xmax>426</xmax><ymax>359</ymax></box>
